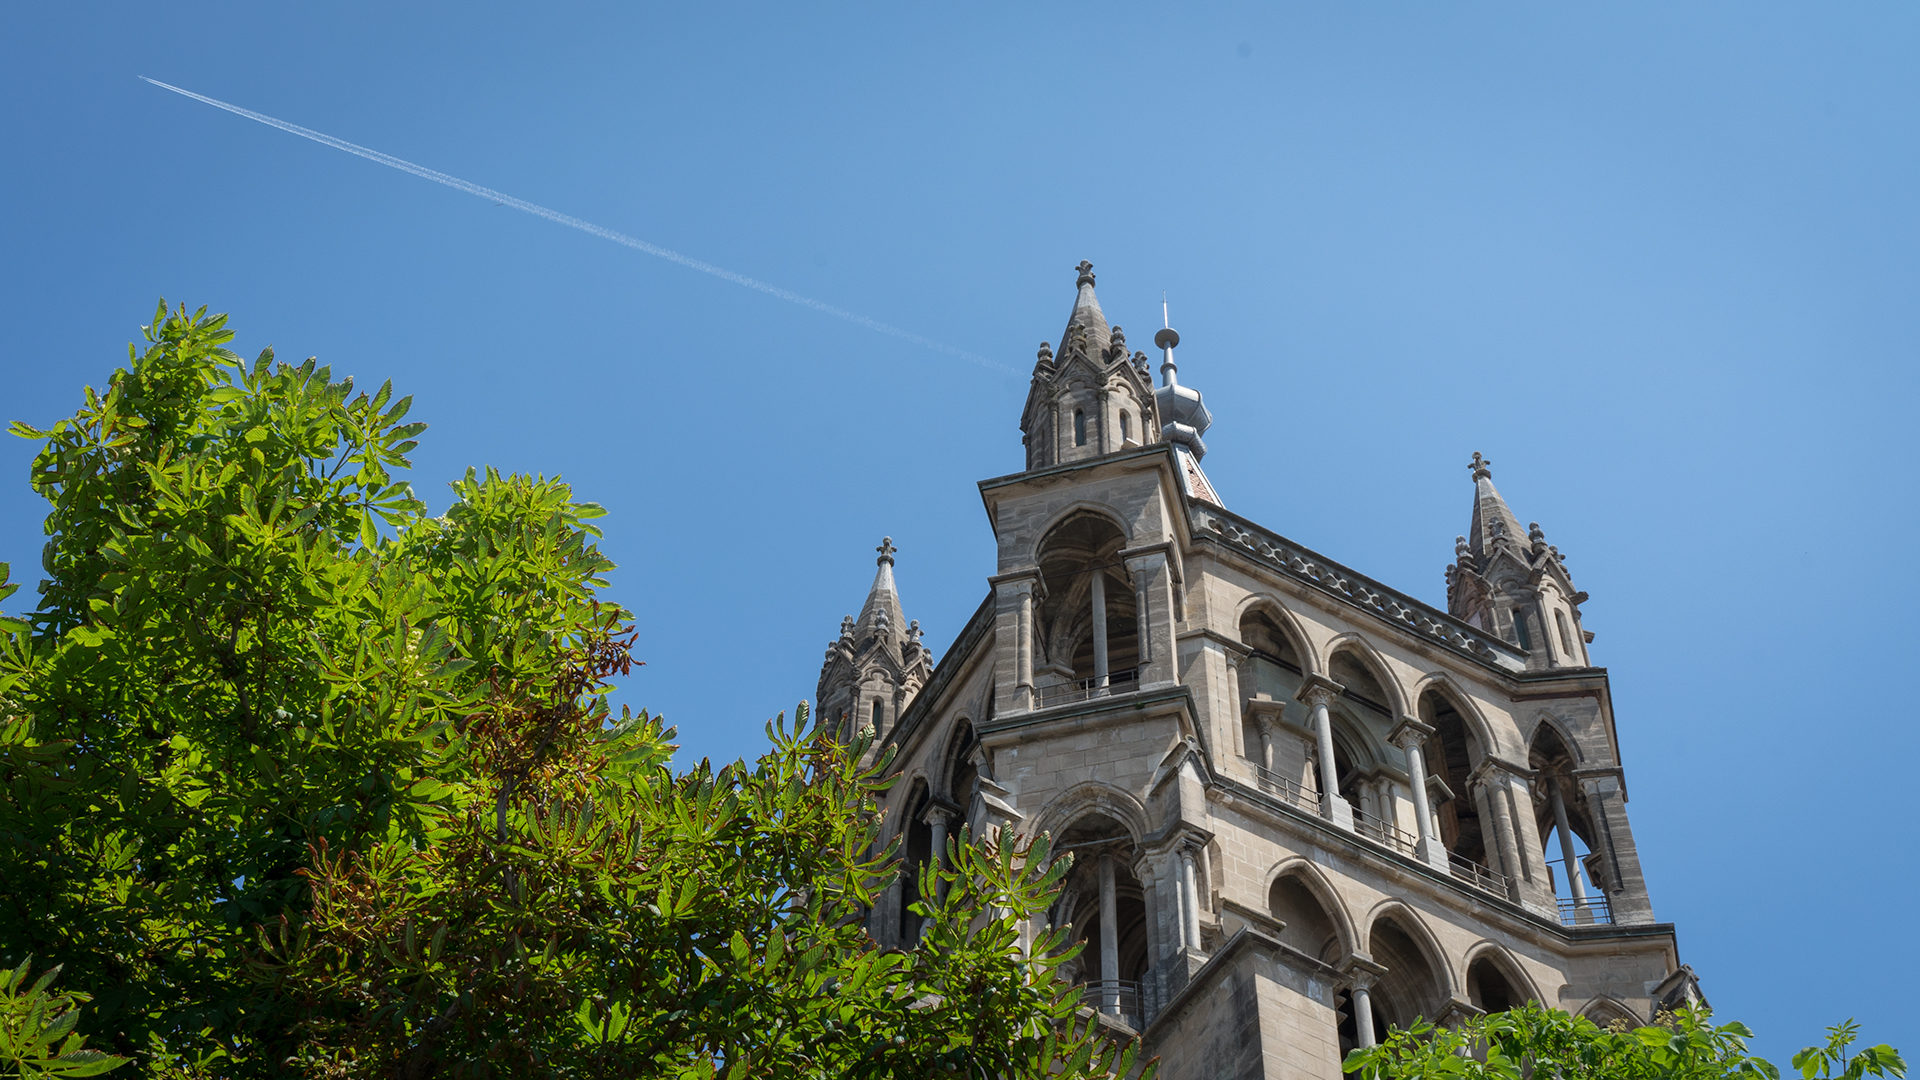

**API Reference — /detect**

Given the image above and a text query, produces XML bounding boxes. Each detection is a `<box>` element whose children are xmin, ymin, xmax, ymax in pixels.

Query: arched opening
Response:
<box><xmin>1529</xmin><ymin>723</ymin><xmax>1606</xmax><ymax>923</ymax></box>
<box><xmin>945</xmin><ymin>720</ymin><xmax>979</xmax><ymax>816</ymax></box>
<box><xmin>1268</xmin><ymin>872</ymin><xmax>1343</xmax><ymax>964</ymax></box>
<box><xmin>1237</xmin><ymin>607</ymin><xmax>1307</xmax><ymax>775</ymax></box>
<box><xmin>1509</xmin><ymin>607</ymin><xmax>1534</xmax><ymax>650</ymax></box>
<box><xmin>1466</xmin><ymin>954</ymin><xmax>1525</xmax><ymax>1014</ymax></box>
<box><xmin>898</xmin><ymin>780</ymin><xmax>933</xmax><ymax>944</ymax></box>
<box><xmin>1119</xmin><ymin>409</ymin><xmax>1132</xmax><ymax>445</ymax></box>
<box><xmin>1363</xmin><ymin>914</ymin><xmax>1445</xmax><ymax>1042</ymax></box>
<box><xmin>1051</xmin><ymin>813</ymin><xmax>1150</xmax><ymax>1028</ymax></box>
<box><xmin>1074</xmin><ymin>409</ymin><xmax>1088</xmax><ymax>447</ymax></box>
<box><xmin>1330</xmin><ymin>649</ymin><xmax>1393</xmax><ymax>717</ymax></box>
<box><xmin>1036</xmin><ymin>513</ymin><xmax>1138</xmax><ymax>699</ymax></box>
<box><xmin>1417</xmin><ymin>687</ymin><xmax>1487</xmax><ymax>869</ymax></box>
<box><xmin>1555</xmin><ymin>609</ymin><xmax>1574</xmax><ymax>658</ymax></box>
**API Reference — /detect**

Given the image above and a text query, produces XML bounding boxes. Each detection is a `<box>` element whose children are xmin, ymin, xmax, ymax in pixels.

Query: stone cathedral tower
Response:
<box><xmin>817</xmin><ymin>263</ymin><xmax>1699</xmax><ymax>1079</ymax></box>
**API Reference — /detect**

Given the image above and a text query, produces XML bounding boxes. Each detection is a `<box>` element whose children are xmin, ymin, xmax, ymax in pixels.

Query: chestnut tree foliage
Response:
<box><xmin>0</xmin><ymin>304</ymin><xmax>1150</xmax><ymax>1079</ymax></box>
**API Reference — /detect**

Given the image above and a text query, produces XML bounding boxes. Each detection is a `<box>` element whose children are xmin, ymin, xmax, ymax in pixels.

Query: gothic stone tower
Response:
<box><xmin>818</xmin><ymin>263</ymin><xmax>1699</xmax><ymax>1080</ymax></box>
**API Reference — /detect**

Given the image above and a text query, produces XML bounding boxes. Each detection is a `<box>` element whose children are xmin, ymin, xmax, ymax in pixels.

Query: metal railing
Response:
<box><xmin>1353</xmin><ymin>806</ymin><xmax>1420</xmax><ymax>857</ymax></box>
<box><xmin>1078</xmin><ymin>979</ymin><xmax>1144</xmax><ymax>1029</ymax></box>
<box><xmin>1035</xmin><ymin>666</ymin><xmax>1143</xmax><ymax>708</ymax></box>
<box><xmin>1448</xmin><ymin>852</ymin><xmax>1511</xmax><ymax>897</ymax></box>
<box><xmin>1252</xmin><ymin>765</ymin><xmax>1321</xmax><ymax>814</ymax></box>
<box><xmin>1557</xmin><ymin>894</ymin><xmax>1613</xmax><ymax>926</ymax></box>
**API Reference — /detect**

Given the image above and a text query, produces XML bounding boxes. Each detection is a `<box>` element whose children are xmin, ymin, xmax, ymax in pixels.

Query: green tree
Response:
<box><xmin>1343</xmin><ymin>1004</ymin><xmax>1904</xmax><ymax>1080</ymax></box>
<box><xmin>0</xmin><ymin>303</ymin><xmax>1148</xmax><ymax>1078</ymax></box>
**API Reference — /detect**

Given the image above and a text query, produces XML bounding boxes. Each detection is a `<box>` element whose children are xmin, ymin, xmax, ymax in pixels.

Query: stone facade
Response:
<box><xmin>816</xmin><ymin>263</ymin><xmax>1701</xmax><ymax>1078</ymax></box>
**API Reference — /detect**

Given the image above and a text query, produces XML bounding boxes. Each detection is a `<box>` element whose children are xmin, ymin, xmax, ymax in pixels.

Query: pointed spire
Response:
<box><xmin>1464</xmin><ymin>452</ymin><xmax>1530</xmax><ymax>563</ymax></box>
<box><xmin>856</xmin><ymin>536</ymin><xmax>906</xmax><ymax>645</ymax></box>
<box><xmin>1061</xmin><ymin>260</ymin><xmax>1111</xmax><ymax>360</ymax></box>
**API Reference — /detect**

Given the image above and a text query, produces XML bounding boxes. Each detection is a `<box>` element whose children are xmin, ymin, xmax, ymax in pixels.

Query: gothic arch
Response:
<box><xmin>934</xmin><ymin>717</ymin><xmax>979</xmax><ymax>805</ymax></box>
<box><xmin>1519</xmin><ymin>711</ymin><xmax>1584</xmax><ymax>765</ymax></box>
<box><xmin>1361</xmin><ymin>901</ymin><xmax>1455</xmax><ymax>995</ymax></box>
<box><xmin>1577</xmin><ymin>995</ymin><xmax>1641</xmax><ymax>1027</ymax></box>
<box><xmin>1461</xmin><ymin>941</ymin><xmax>1543</xmax><ymax>1010</ymax></box>
<box><xmin>1027</xmin><ymin>781</ymin><xmax>1150</xmax><ymax>851</ymax></box>
<box><xmin>1232</xmin><ymin>595</ymin><xmax>1321</xmax><ymax>676</ymax></box>
<box><xmin>1028</xmin><ymin>503</ymin><xmax>1133</xmax><ymax>563</ymax></box>
<box><xmin>1262</xmin><ymin>857</ymin><xmax>1358</xmax><ymax>962</ymax></box>
<box><xmin>1362</xmin><ymin>901</ymin><xmax>1455</xmax><ymax>1025</ymax></box>
<box><xmin>1323</xmin><ymin>635</ymin><xmax>1408</xmax><ymax>717</ymax></box>
<box><xmin>1407</xmin><ymin>672</ymin><xmax>1501</xmax><ymax>759</ymax></box>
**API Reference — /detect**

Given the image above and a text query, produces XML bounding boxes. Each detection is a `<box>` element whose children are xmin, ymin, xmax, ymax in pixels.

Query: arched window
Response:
<box><xmin>1467</xmin><ymin>955</ymin><xmax>1523</xmax><ymax>1014</ymax></box>
<box><xmin>1120</xmin><ymin>410</ymin><xmax>1132</xmax><ymax>444</ymax></box>
<box><xmin>1073</xmin><ymin>409</ymin><xmax>1088</xmax><ymax>446</ymax></box>
<box><xmin>1363</xmin><ymin>915</ymin><xmax>1446</xmax><ymax>1044</ymax></box>
<box><xmin>1051</xmin><ymin>814</ymin><xmax>1150</xmax><ymax>1028</ymax></box>
<box><xmin>1417</xmin><ymin>688</ymin><xmax>1488</xmax><ymax>869</ymax></box>
<box><xmin>1510</xmin><ymin>608</ymin><xmax>1533</xmax><ymax>650</ymax></box>
<box><xmin>1555</xmin><ymin>610</ymin><xmax>1574</xmax><ymax>657</ymax></box>
<box><xmin>1035</xmin><ymin>513</ymin><xmax>1137</xmax><ymax>699</ymax></box>
<box><xmin>870</xmin><ymin>698</ymin><xmax>882</xmax><ymax>733</ymax></box>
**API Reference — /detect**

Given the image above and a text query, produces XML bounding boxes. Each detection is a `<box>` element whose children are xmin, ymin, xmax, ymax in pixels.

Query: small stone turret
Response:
<box><xmin>1153</xmin><ymin>301</ymin><xmax>1222</xmax><ymax>506</ymax></box>
<box><xmin>817</xmin><ymin>537</ymin><xmax>934</xmax><ymax>749</ymax></box>
<box><xmin>1019</xmin><ymin>261</ymin><xmax>1160</xmax><ymax>470</ymax></box>
<box><xmin>1446</xmin><ymin>453</ymin><xmax>1590</xmax><ymax>668</ymax></box>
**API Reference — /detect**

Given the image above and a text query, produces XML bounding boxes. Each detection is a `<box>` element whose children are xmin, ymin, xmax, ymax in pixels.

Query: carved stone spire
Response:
<box><xmin>1018</xmin><ymin>261</ymin><xmax>1161</xmax><ymax>471</ymax></box>
<box><xmin>1446</xmin><ymin>454</ymin><xmax>1590</xmax><ymax>669</ymax></box>
<box><xmin>818</xmin><ymin>537</ymin><xmax>934</xmax><ymax>747</ymax></box>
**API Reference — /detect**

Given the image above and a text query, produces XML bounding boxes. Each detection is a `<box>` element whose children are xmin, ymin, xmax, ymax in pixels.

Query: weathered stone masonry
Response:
<box><xmin>817</xmin><ymin>263</ymin><xmax>1702</xmax><ymax>1079</ymax></box>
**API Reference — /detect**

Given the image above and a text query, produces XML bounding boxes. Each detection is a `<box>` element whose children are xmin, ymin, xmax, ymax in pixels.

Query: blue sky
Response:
<box><xmin>3</xmin><ymin>3</ymin><xmax>1915</xmax><ymax>1062</ymax></box>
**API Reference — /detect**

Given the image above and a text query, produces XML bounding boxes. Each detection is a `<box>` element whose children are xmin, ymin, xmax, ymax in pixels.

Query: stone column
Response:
<box><xmin>1015</xmin><ymin>582</ymin><xmax>1035</xmax><ymax>710</ymax></box>
<box><xmin>925</xmin><ymin>806</ymin><xmax>953</xmax><ymax>904</ymax></box>
<box><xmin>1132</xmin><ymin>565</ymin><xmax>1152</xmax><ymax>669</ymax></box>
<box><xmin>1547</xmin><ymin>778</ymin><xmax>1588</xmax><ymax>912</ymax></box>
<box><xmin>1122</xmin><ymin>547</ymin><xmax>1174</xmax><ymax>687</ymax></box>
<box><xmin>1178</xmin><ymin>845</ymin><xmax>1203</xmax><ymax>951</ymax></box>
<box><xmin>1472</xmin><ymin>763</ymin><xmax>1526</xmax><ymax>903</ymax></box>
<box><xmin>1296</xmin><ymin>675</ymin><xmax>1353</xmax><ymax>830</ymax></box>
<box><xmin>1089</xmin><ymin>567</ymin><xmax>1109</xmax><ymax>690</ymax></box>
<box><xmin>1391</xmin><ymin>717</ymin><xmax>1449</xmax><ymax>870</ymax></box>
<box><xmin>1225</xmin><ymin>651</ymin><xmax>1245</xmax><ymax>724</ymax></box>
<box><xmin>1343</xmin><ymin>959</ymin><xmax>1386</xmax><ymax>1049</ymax></box>
<box><xmin>1256</xmin><ymin>716</ymin><xmax>1277</xmax><ymax>776</ymax></box>
<box><xmin>1098</xmin><ymin>854</ymin><xmax>1120</xmax><ymax>1015</ymax></box>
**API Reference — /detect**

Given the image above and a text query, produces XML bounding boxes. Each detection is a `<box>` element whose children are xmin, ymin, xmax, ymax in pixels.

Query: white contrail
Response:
<box><xmin>139</xmin><ymin>76</ymin><xmax>1016</xmax><ymax>374</ymax></box>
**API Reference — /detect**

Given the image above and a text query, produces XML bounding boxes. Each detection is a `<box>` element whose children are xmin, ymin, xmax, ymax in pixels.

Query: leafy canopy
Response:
<box><xmin>0</xmin><ymin>303</ymin><xmax>1148</xmax><ymax>1079</ymax></box>
<box><xmin>1344</xmin><ymin>1004</ymin><xmax>1905</xmax><ymax>1080</ymax></box>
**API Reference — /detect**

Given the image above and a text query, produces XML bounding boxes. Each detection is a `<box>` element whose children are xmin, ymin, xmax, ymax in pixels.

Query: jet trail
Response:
<box><xmin>139</xmin><ymin>77</ymin><xmax>1014</xmax><ymax>374</ymax></box>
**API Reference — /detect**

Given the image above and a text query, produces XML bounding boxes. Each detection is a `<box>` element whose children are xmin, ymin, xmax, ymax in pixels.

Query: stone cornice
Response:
<box><xmin>1191</xmin><ymin>503</ymin><xmax>1526</xmax><ymax>674</ymax></box>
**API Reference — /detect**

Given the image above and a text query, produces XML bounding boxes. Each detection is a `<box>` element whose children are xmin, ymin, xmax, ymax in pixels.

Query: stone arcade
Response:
<box><xmin>816</xmin><ymin>262</ymin><xmax>1701</xmax><ymax>1079</ymax></box>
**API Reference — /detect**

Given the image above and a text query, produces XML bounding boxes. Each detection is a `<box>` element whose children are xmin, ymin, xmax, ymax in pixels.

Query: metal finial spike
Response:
<box><xmin>1163</xmin><ymin>292</ymin><xmax>1170</xmax><ymax>329</ymax></box>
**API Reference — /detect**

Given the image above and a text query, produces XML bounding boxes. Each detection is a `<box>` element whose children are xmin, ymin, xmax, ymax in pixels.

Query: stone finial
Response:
<box><xmin>908</xmin><ymin>619</ymin><xmax>924</xmax><ymax>646</ymax></box>
<box><xmin>1529</xmin><ymin>521</ymin><xmax>1546</xmax><ymax>544</ymax></box>
<box><xmin>876</xmin><ymin>536</ymin><xmax>897</xmax><ymax>566</ymax></box>
<box><xmin>1110</xmin><ymin>325</ymin><xmax>1126</xmax><ymax>352</ymax></box>
<box><xmin>1036</xmin><ymin>341</ymin><xmax>1053</xmax><ymax>366</ymax></box>
<box><xmin>839</xmin><ymin>614</ymin><xmax>855</xmax><ymax>639</ymax></box>
<box><xmin>1469</xmin><ymin>451</ymin><xmax>1493</xmax><ymax>481</ymax></box>
<box><xmin>1454</xmin><ymin>535</ymin><xmax>1470</xmax><ymax>560</ymax></box>
<box><xmin>1075</xmin><ymin>259</ymin><xmax>1096</xmax><ymax>286</ymax></box>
